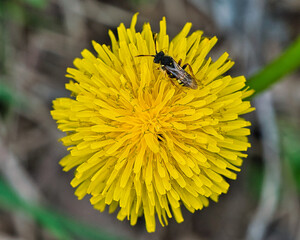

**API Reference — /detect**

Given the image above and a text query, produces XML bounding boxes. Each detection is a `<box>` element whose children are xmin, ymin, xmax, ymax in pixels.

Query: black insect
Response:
<box><xmin>136</xmin><ymin>47</ymin><xmax>198</xmax><ymax>89</ymax></box>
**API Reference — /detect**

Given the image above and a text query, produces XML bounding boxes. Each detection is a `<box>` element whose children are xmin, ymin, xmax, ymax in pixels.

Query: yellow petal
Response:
<box><xmin>144</xmin><ymin>133</ymin><xmax>160</xmax><ymax>153</ymax></box>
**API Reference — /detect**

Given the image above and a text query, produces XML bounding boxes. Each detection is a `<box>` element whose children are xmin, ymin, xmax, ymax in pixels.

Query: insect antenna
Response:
<box><xmin>135</xmin><ymin>54</ymin><xmax>156</xmax><ymax>57</ymax></box>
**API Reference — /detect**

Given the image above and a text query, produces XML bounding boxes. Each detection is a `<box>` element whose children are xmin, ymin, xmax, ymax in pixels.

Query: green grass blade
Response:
<box><xmin>247</xmin><ymin>37</ymin><xmax>300</xmax><ymax>98</ymax></box>
<box><xmin>0</xmin><ymin>178</ymin><xmax>128</xmax><ymax>240</ymax></box>
<box><xmin>0</xmin><ymin>83</ymin><xmax>19</xmax><ymax>106</ymax></box>
<box><xmin>23</xmin><ymin>0</ymin><xmax>48</xmax><ymax>9</ymax></box>
<box><xmin>0</xmin><ymin>178</ymin><xmax>71</xmax><ymax>239</ymax></box>
<box><xmin>280</xmin><ymin>121</ymin><xmax>300</xmax><ymax>193</ymax></box>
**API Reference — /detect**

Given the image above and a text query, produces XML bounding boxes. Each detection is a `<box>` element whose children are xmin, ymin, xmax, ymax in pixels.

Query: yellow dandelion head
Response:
<box><xmin>51</xmin><ymin>13</ymin><xmax>254</xmax><ymax>232</ymax></box>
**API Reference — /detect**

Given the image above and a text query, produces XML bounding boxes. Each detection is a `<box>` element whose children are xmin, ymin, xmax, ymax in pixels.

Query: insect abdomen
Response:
<box><xmin>177</xmin><ymin>78</ymin><xmax>185</xmax><ymax>85</ymax></box>
<box><xmin>177</xmin><ymin>73</ymin><xmax>190</xmax><ymax>86</ymax></box>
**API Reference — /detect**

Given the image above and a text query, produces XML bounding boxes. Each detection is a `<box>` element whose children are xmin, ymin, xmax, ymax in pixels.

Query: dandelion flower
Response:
<box><xmin>51</xmin><ymin>13</ymin><xmax>254</xmax><ymax>232</ymax></box>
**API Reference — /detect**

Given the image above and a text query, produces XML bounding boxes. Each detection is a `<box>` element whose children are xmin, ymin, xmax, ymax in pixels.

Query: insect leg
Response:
<box><xmin>153</xmin><ymin>33</ymin><xmax>158</xmax><ymax>53</ymax></box>
<box><xmin>165</xmin><ymin>71</ymin><xmax>179</xmax><ymax>88</ymax></box>
<box><xmin>170</xmin><ymin>79</ymin><xmax>178</xmax><ymax>87</ymax></box>
<box><xmin>182</xmin><ymin>63</ymin><xmax>196</xmax><ymax>78</ymax></box>
<box><xmin>164</xmin><ymin>70</ymin><xmax>180</xmax><ymax>90</ymax></box>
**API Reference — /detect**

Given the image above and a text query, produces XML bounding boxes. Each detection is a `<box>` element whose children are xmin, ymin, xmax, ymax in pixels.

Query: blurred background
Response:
<box><xmin>0</xmin><ymin>0</ymin><xmax>300</xmax><ymax>239</ymax></box>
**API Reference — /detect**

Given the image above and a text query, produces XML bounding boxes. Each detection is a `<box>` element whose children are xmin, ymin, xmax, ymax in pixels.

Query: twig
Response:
<box><xmin>242</xmin><ymin>0</ymin><xmax>281</xmax><ymax>239</ymax></box>
<box><xmin>246</xmin><ymin>92</ymin><xmax>281</xmax><ymax>240</ymax></box>
<box><xmin>0</xmin><ymin>138</ymin><xmax>42</xmax><ymax>203</ymax></box>
<box><xmin>0</xmin><ymin>232</ymin><xmax>24</xmax><ymax>240</ymax></box>
<box><xmin>0</xmin><ymin>137</ymin><xmax>43</xmax><ymax>239</ymax></box>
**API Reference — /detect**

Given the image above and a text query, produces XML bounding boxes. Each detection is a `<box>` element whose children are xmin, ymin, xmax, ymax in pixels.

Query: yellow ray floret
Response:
<box><xmin>51</xmin><ymin>13</ymin><xmax>254</xmax><ymax>232</ymax></box>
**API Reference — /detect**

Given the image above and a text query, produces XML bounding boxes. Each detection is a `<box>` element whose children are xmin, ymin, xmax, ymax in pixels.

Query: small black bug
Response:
<box><xmin>136</xmin><ymin>37</ymin><xmax>198</xmax><ymax>89</ymax></box>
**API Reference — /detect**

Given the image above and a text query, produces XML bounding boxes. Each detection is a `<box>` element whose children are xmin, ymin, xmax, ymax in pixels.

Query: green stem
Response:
<box><xmin>0</xmin><ymin>178</ymin><xmax>128</xmax><ymax>240</ymax></box>
<box><xmin>247</xmin><ymin>37</ymin><xmax>300</xmax><ymax>98</ymax></box>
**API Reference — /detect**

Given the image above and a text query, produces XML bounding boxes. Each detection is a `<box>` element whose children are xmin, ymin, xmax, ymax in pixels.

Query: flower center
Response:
<box><xmin>139</xmin><ymin>112</ymin><xmax>161</xmax><ymax>134</ymax></box>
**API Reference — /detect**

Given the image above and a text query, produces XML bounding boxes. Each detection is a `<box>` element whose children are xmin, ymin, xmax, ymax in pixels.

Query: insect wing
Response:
<box><xmin>186</xmin><ymin>75</ymin><xmax>198</xmax><ymax>89</ymax></box>
<box><xmin>165</xmin><ymin>60</ymin><xmax>198</xmax><ymax>89</ymax></box>
<box><xmin>164</xmin><ymin>64</ymin><xmax>186</xmax><ymax>80</ymax></box>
